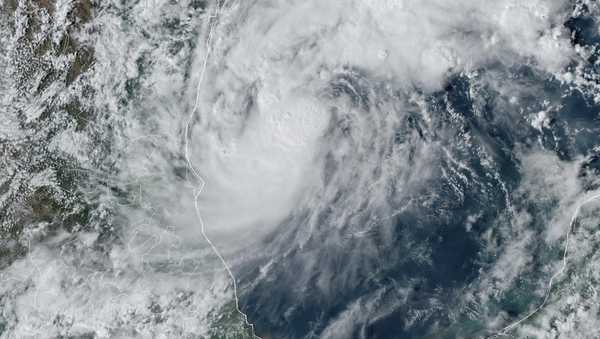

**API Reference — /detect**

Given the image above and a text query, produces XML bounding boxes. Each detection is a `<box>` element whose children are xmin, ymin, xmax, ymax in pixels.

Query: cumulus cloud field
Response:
<box><xmin>1</xmin><ymin>0</ymin><xmax>600</xmax><ymax>338</ymax></box>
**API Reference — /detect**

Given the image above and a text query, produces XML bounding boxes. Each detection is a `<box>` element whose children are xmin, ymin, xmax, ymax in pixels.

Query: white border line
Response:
<box><xmin>489</xmin><ymin>192</ymin><xmax>600</xmax><ymax>338</ymax></box>
<box><xmin>183</xmin><ymin>2</ymin><xmax>261</xmax><ymax>337</ymax></box>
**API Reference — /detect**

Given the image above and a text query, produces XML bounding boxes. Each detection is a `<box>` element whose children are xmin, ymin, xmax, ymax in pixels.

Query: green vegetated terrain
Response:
<box><xmin>0</xmin><ymin>1</ymin><xmax>252</xmax><ymax>336</ymax></box>
<box><xmin>0</xmin><ymin>0</ymin><xmax>101</xmax><ymax>271</ymax></box>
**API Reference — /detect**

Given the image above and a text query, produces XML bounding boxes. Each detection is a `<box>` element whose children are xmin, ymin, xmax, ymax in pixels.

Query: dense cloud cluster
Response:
<box><xmin>1</xmin><ymin>0</ymin><xmax>600</xmax><ymax>338</ymax></box>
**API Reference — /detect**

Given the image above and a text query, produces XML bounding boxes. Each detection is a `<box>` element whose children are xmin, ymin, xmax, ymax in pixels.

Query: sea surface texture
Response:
<box><xmin>1</xmin><ymin>1</ymin><xmax>600</xmax><ymax>338</ymax></box>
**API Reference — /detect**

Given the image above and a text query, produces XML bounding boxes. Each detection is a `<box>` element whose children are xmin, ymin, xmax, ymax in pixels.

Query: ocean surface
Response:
<box><xmin>1</xmin><ymin>1</ymin><xmax>600</xmax><ymax>338</ymax></box>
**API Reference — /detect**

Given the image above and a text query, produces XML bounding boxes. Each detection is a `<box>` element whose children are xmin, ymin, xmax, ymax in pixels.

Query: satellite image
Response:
<box><xmin>1</xmin><ymin>0</ymin><xmax>600</xmax><ymax>338</ymax></box>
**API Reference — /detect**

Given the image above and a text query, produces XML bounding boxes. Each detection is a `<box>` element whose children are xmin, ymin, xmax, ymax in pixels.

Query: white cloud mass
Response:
<box><xmin>1</xmin><ymin>0</ymin><xmax>599</xmax><ymax>338</ymax></box>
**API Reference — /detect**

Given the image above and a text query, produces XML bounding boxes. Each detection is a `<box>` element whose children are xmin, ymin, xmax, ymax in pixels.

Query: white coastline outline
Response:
<box><xmin>182</xmin><ymin>1</ymin><xmax>261</xmax><ymax>338</ymax></box>
<box><xmin>489</xmin><ymin>192</ymin><xmax>600</xmax><ymax>338</ymax></box>
<box><xmin>179</xmin><ymin>3</ymin><xmax>600</xmax><ymax>337</ymax></box>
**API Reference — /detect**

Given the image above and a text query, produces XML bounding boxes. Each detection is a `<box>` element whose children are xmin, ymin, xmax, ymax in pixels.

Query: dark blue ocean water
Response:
<box><xmin>239</xmin><ymin>7</ymin><xmax>600</xmax><ymax>339</ymax></box>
